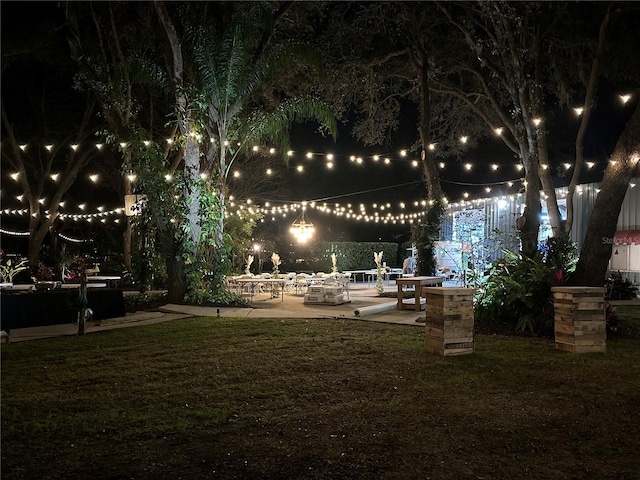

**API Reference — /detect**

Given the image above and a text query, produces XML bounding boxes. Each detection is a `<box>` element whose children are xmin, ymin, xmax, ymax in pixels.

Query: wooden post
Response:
<box><xmin>77</xmin><ymin>273</ymin><xmax>88</xmax><ymax>336</ymax></box>
<box><xmin>423</xmin><ymin>287</ymin><xmax>475</xmax><ymax>356</ymax></box>
<box><xmin>551</xmin><ymin>287</ymin><xmax>606</xmax><ymax>353</ymax></box>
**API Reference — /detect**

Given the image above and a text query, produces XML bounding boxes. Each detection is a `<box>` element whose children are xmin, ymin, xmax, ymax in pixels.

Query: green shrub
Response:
<box><xmin>307</xmin><ymin>242</ymin><xmax>399</xmax><ymax>271</ymax></box>
<box><xmin>474</xmin><ymin>236</ymin><xmax>579</xmax><ymax>336</ymax></box>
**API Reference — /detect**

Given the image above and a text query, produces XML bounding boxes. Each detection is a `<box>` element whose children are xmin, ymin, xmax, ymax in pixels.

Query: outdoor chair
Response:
<box><xmin>294</xmin><ymin>273</ymin><xmax>310</xmax><ymax>295</ymax></box>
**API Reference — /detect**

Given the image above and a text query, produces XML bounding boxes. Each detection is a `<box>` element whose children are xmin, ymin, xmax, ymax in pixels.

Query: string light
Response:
<box><xmin>574</xmin><ymin>107</ymin><xmax>584</xmax><ymax>116</ymax></box>
<box><xmin>0</xmin><ymin>227</ymin><xmax>30</xmax><ymax>237</ymax></box>
<box><xmin>620</xmin><ymin>94</ymin><xmax>631</xmax><ymax>104</ymax></box>
<box><xmin>460</xmin><ymin>136</ymin><xmax>468</xmax><ymax>144</ymax></box>
<box><xmin>533</xmin><ymin>118</ymin><xmax>542</xmax><ymax>126</ymax></box>
<box><xmin>4</xmin><ymin>136</ymin><xmax>615</xmax><ymax>179</ymax></box>
<box><xmin>5</xmin><ymin>116</ymin><xmax>626</xmax><ymax>230</ymax></box>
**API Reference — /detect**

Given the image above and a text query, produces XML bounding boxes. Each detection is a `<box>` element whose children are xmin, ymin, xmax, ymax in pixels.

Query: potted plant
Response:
<box><xmin>0</xmin><ymin>251</ymin><xmax>29</xmax><ymax>288</ymax></box>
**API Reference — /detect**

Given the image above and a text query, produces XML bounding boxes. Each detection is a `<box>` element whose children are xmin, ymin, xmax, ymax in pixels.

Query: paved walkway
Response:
<box><xmin>6</xmin><ymin>285</ymin><xmax>638</xmax><ymax>344</ymax></box>
<box><xmin>3</xmin><ymin>284</ymin><xmax>427</xmax><ymax>343</ymax></box>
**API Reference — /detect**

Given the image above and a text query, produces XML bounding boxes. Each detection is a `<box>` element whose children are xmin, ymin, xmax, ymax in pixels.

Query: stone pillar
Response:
<box><xmin>423</xmin><ymin>287</ymin><xmax>475</xmax><ymax>356</ymax></box>
<box><xmin>551</xmin><ymin>287</ymin><xmax>606</xmax><ymax>353</ymax></box>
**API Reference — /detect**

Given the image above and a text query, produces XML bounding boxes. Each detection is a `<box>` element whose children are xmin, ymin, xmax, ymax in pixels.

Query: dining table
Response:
<box><xmin>234</xmin><ymin>277</ymin><xmax>291</xmax><ymax>301</ymax></box>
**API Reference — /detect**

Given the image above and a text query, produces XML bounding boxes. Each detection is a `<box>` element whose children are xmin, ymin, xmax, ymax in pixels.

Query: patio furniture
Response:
<box><xmin>235</xmin><ymin>277</ymin><xmax>291</xmax><ymax>301</ymax></box>
<box><xmin>395</xmin><ymin>276</ymin><xmax>446</xmax><ymax>311</ymax></box>
<box><xmin>86</xmin><ymin>275</ymin><xmax>122</xmax><ymax>288</ymax></box>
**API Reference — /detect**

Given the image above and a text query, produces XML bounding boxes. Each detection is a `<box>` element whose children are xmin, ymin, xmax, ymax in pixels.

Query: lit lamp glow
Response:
<box><xmin>290</xmin><ymin>210</ymin><xmax>315</xmax><ymax>244</ymax></box>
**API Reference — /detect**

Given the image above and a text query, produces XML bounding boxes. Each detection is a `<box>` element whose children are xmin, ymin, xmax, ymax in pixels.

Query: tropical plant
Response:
<box><xmin>606</xmin><ymin>272</ymin><xmax>639</xmax><ymax>301</ymax></box>
<box><xmin>474</xmin><ymin>237</ymin><xmax>579</xmax><ymax>335</ymax></box>
<box><xmin>152</xmin><ymin>2</ymin><xmax>336</xmax><ymax>302</ymax></box>
<box><xmin>0</xmin><ymin>258</ymin><xmax>29</xmax><ymax>284</ymax></box>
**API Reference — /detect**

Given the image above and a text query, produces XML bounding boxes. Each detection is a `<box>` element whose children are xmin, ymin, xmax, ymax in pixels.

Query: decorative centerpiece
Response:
<box><xmin>271</xmin><ymin>253</ymin><xmax>282</xmax><ymax>297</ymax></box>
<box><xmin>374</xmin><ymin>251</ymin><xmax>384</xmax><ymax>295</ymax></box>
<box><xmin>245</xmin><ymin>254</ymin><xmax>254</xmax><ymax>275</ymax></box>
<box><xmin>331</xmin><ymin>253</ymin><xmax>339</xmax><ymax>275</ymax></box>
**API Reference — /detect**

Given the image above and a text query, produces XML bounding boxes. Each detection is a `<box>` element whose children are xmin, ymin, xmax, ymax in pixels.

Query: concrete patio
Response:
<box><xmin>3</xmin><ymin>283</ymin><xmax>428</xmax><ymax>343</ymax></box>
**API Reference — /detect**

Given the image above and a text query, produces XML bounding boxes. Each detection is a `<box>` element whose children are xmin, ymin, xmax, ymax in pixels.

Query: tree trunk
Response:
<box><xmin>184</xmin><ymin>135</ymin><xmax>202</xmax><ymax>251</ymax></box>
<box><xmin>122</xmin><ymin>158</ymin><xmax>133</xmax><ymax>272</ymax></box>
<box><xmin>519</xmin><ymin>166</ymin><xmax>543</xmax><ymax>258</ymax></box>
<box><xmin>538</xmin><ymin>134</ymin><xmax>564</xmax><ymax>237</ymax></box>
<box><xmin>411</xmin><ymin>26</ymin><xmax>445</xmax><ymax>276</ymax></box>
<box><xmin>571</xmin><ymin>103</ymin><xmax>640</xmax><ymax>286</ymax></box>
<box><xmin>27</xmin><ymin>230</ymin><xmax>45</xmax><ymax>268</ymax></box>
<box><xmin>565</xmin><ymin>6</ymin><xmax>610</xmax><ymax>235</ymax></box>
<box><xmin>165</xmin><ymin>252</ymin><xmax>187</xmax><ymax>303</ymax></box>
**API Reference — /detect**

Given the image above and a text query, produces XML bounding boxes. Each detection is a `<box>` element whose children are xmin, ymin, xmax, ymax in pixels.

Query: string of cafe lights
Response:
<box><xmin>5</xmin><ymin>89</ymin><xmax>634</xmax><ymax>195</ymax></box>
<box><xmin>2</xmin><ymin>176</ymin><xmax>636</xmax><ymax>242</ymax></box>
<box><xmin>2</xmin><ymin>92</ymin><xmax>635</xmax><ymax>238</ymax></box>
<box><xmin>3</xmin><ymin>161</ymin><xmax>636</xmax><ymax>227</ymax></box>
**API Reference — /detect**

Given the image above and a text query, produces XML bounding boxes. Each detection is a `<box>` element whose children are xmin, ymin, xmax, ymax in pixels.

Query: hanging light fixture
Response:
<box><xmin>290</xmin><ymin>207</ymin><xmax>315</xmax><ymax>244</ymax></box>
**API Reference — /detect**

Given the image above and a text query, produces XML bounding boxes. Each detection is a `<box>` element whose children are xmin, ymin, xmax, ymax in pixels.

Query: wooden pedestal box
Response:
<box><xmin>551</xmin><ymin>287</ymin><xmax>606</xmax><ymax>353</ymax></box>
<box><xmin>423</xmin><ymin>287</ymin><xmax>475</xmax><ymax>356</ymax></box>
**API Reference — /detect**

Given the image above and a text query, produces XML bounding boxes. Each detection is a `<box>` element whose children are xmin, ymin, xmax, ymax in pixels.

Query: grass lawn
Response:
<box><xmin>2</xmin><ymin>316</ymin><xmax>640</xmax><ymax>479</ymax></box>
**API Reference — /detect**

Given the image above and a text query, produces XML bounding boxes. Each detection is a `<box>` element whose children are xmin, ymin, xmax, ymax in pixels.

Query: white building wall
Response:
<box><xmin>441</xmin><ymin>182</ymin><xmax>639</xmax><ymax>284</ymax></box>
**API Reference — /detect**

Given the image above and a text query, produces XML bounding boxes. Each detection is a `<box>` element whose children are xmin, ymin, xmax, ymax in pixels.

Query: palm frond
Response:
<box><xmin>239</xmin><ymin>97</ymin><xmax>337</xmax><ymax>163</ymax></box>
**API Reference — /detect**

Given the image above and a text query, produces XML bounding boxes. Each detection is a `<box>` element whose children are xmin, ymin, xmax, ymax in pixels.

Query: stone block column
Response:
<box><xmin>423</xmin><ymin>287</ymin><xmax>475</xmax><ymax>356</ymax></box>
<box><xmin>551</xmin><ymin>287</ymin><xmax>606</xmax><ymax>353</ymax></box>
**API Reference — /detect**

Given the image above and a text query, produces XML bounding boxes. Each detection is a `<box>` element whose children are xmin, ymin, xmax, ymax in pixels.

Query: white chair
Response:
<box><xmin>294</xmin><ymin>273</ymin><xmax>309</xmax><ymax>295</ymax></box>
<box><xmin>225</xmin><ymin>276</ymin><xmax>243</xmax><ymax>295</ymax></box>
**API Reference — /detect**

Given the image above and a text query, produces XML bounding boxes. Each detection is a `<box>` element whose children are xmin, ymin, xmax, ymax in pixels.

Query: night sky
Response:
<box><xmin>1</xmin><ymin>2</ymin><xmax>638</xmax><ymax>247</ymax></box>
